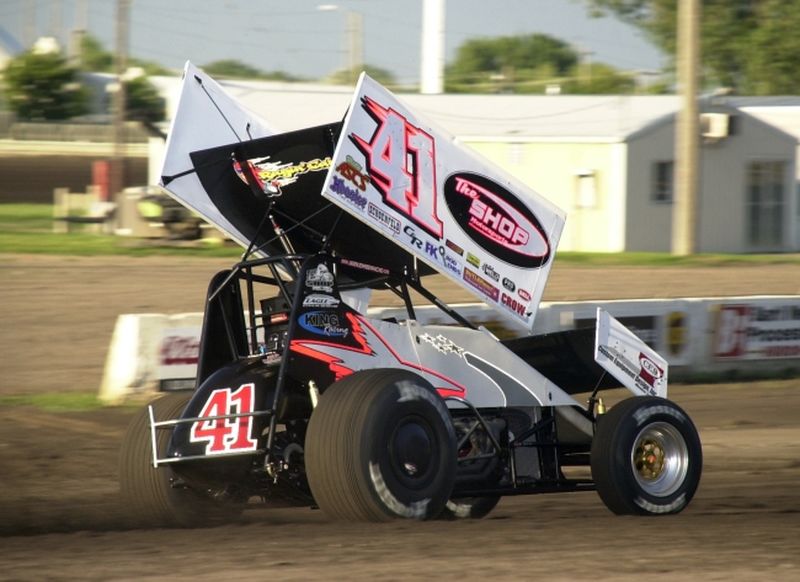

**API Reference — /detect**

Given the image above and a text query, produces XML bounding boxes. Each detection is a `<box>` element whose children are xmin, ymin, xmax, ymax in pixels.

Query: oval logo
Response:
<box><xmin>639</xmin><ymin>355</ymin><xmax>663</xmax><ymax>378</ymax></box>
<box><xmin>443</xmin><ymin>172</ymin><xmax>550</xmax><ymax>268</ymax></box>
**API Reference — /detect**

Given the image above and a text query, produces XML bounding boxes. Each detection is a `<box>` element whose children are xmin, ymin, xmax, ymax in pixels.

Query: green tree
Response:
<box><xmin>562</xmin><ymin>62</ymin><xmax>637</xmax><ymax>94</ymax></box>
<box><xmin>124</xmin><ymin>76</ymin><xmax>165</xmax><ymax>123</ymax></box>
<box><xmin>202</xmin><ymin>59</ymin><xmax>300</xmax><ymax>81</ymax></box>
<box><xmin>79</xmin><ymin>34</ymin><xmax>169</xmax><ymax>76</ymax></box>
<box><xmin>446</xmin><ymin>34</ymin><xmax>579</xmax><ymax>91</ymax></box>
<box><xmin>444</xmin><ymin>33</ymin><xmax>635</xmax><ymax>94</ymax></box>
<box><xmin>80</xmin><ymin>34</ymin><xmax>114</xmax><ymax>72</ymax></box>
<box><xmin>3</xmin><ymin>50</ymin><xmax>89</xmax><ymax>120</ymax></box>
<box><xmin>326</xmin><ymin>64</ymin><xmax>396</xmax><ymax>86</ymax></box>
<box><xmin>585</xmin><ymin>0</ymin><xmax>800</xmax><ymax>94</ymax></box>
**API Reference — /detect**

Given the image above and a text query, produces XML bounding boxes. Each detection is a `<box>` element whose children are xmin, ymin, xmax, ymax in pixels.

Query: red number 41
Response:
<box><xmin>190</xmin><ymin>383</ymin><xmax>258</xmax><ymax>454</ymax></box>
<box><xmin>351</xmin><ymin>96</ymin><xmax>443</xmax><ymax>239</ymax></box>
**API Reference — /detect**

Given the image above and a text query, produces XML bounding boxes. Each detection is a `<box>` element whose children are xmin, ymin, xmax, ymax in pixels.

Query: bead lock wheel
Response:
<box><xmin>631</xmin><ymin>421</ymin><xmax>689</xmax><ymax>497</ymax></box>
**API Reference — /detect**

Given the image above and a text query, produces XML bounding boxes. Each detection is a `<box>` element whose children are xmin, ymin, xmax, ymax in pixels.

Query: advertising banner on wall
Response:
<box><xmin>712</xmin><ymin>301</ymin><xmax>800</xmax><ymax>360</ymax></box>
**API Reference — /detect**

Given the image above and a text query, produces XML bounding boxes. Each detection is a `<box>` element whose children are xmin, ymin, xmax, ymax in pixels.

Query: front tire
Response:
<box><xmin>591</xmin><ymin>396</ymin><xmax>702</xmax><ymax>515</ymax></box>
<box><xmin>305</xmin><ymin>369</ymin><xmax>457</xmax><ymax>521</ymax></box>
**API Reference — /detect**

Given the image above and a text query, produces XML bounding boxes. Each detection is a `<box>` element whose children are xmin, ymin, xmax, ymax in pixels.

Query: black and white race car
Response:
<box><xmin>119</xmin><ymin>64</ymin><xmax>702</xmax><ymax>525</ymax></box>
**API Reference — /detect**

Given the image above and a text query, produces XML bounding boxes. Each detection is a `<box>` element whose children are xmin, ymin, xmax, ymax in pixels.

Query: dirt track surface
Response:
<box><xmin>1</xmin><ymin>253</ymin><xmax>799</xmax><ymax>580</ymax></box>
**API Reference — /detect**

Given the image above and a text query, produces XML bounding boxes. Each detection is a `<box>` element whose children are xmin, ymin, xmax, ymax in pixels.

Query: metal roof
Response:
<box><xmin>151</xmin><ymin>73</ymin><xmax>683</xmax><ymax>141</ymax></box>
<box><xmin>151</xmin><ymin>72</ymin><xmax>800</xmax><ymax>142</ymax></box>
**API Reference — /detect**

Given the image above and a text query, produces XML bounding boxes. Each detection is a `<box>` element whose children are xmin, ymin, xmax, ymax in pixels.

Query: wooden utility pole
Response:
<box><xmin>672</xmin><ymin>0</ymin><xmax>701</xmax><ymax>255</ymax></box>
<box><xmin>110</xmin><ymin>0</ymin><xmax>130</xmax><ymax>203</ymax></box>
<box><xmin>346</xmin><ymin>11</ymin><xmax>363</xmax><ymax>82</ymax></box>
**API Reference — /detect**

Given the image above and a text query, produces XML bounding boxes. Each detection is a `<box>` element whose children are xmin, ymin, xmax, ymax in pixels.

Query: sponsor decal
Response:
<box><xmin>160</xmin><ymin>335</ymin><xmax>199</xmax><ymax>366</ymax></box>
<box><xmin>340</xmin><ymin>257</ymin><xmax>391</xmax><ymax>275</ymax></box>
<box><xmin>597</xmin><ymin>345</ymin><xmax>658</xmax><ymax>397</ymax></box>
<box><xmin>299</xmin><ymin>311</ymin><xmax>349</xmax><ymax>338</ymax></box>
<box><xmin>336</xmin><ymin>155</ymin><xmax>370</xmax><ymax>191</ymax></box>
<box><xmin>501</xmin><ymin>292</ymin><xmax>526</xmax><ymax>318</ymax></box>
<box><xmin>405</xmin><ymin>225</ymin><xmax>460</xmax><ymax>276</ymax></box>
<box><xmin>404</xmin><ymin>224</ymin><xmax>424</xmax><ymax>251</ymax></box>
<box><xmin>466</xmin><ymin>252</ymin><xmax>480</xmax><ymax>268</ymax></box>
<box><xmin>666</xmin><ymin>311</ymin><xmax>687</xmax><ymax>356</ymax></box>
<box><xmin>303</xmin><ymin>293</ymin><xmax>340</xmax><ymax>308</ymax></box>
<box><xmin>329</xmin><ymin>175</ymin><xmax>368</xmax><ymax>210</ymax></box>
<box><xmin>305</xmin><ymin>264</ymin><xmax>334</xmax><ymax>293</ymax></box>
<box><xmin>463</xmin><ymin>268</ymin><xmax>499</xmax><ymax>301</ymax></box>
<box><xmin>445</xmin><ymin>239</ymin><xmax>464</xmax><ymax>256</ymax></box>
<box><xmin>482</xmin><ymin>263</ymin><xmax>500</xmax><ymax>282</ymax></box>
<box><xmin>442</xmin><ymin>254</ymin><xmax>462</xmax><ymax>276</ymax></box>
<box><xmin>444</xmin><ymin>172</ymin><xmax>551</xmax><ymax>268</ymax></box>
<box><xmin>350</xmin><ymin>96</ymin><xmax>443</xmax><ymax>238</ymax></box>
<box><xmin>368</xmin><ymin>201</ymin><xmax>401</xmax><ymax>235</ymax></box>
<box><xmin>418</xmin><ymin>333</ymin><xmax>465</xmax><ymax>357</ymax></box>
<box><xmin>714</xmin><ymin>303</ymin><xmax>800</xmax><ymax>359</ymax></box>
<box><xmin>234</xmin><ymin>156</ymin><xmax>331</xmax><ymax>196</ymax></box>
<box><xmin>638</xmin><ymin>353</ymin><xmax>664</xmax><ymax>388</ymax></box>
<box><xmin>517</xmin><ymin>288</ymin><xmax>532</xmax><ymax>302</ymax></box>
<box><xmin>502</xmin><ymin>277</ymin><xmax>516</xmax><ymax>293</ymax></box>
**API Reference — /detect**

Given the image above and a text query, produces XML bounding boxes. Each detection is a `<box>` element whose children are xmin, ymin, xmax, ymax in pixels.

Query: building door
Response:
<box><xmin>746</xmin><ymin>161</ymin><xmax>785</xmax><ymax>250</ymax></box>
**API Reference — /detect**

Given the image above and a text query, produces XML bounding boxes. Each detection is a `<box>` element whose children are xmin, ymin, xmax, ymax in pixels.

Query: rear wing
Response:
<box><xmin>321</xmin><ymin>74</ymin><xmax>565</xmax><ymax>330</ymax></box>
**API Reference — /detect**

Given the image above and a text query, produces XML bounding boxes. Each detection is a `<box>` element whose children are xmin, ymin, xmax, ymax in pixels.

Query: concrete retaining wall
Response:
<box><xmin>99</xmin><ymin>296</ymin><xmax>800</xmax><ymax>403</ymax></box>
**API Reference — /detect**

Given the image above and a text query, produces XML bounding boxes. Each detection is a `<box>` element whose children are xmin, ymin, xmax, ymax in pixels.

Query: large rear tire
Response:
<box><xmin>439</xmin><ymin>496</ymin><xmax>501</xmax><ymax>520</ymax></box>
<box><xmin>119</xmin><ymin>392</ymin><xmax>241</xmax><ymax>527</ymax></box>
<box><xmin>305</xmin><ymin>369</ymin><xmax>457</xmax><ymax>521</ymax></box>
<box><xmin>591</xmin><ymin>396</ymin><xmax>702</xmax><ymax>515</ymax></box>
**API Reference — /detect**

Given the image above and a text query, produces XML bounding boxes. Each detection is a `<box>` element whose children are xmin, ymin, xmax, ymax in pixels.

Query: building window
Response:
<box><xmin>651</xmin><ymin>161</ymin><xmax>674</xmax><ymax>203</ymax></box>
<box><xmin>747</xmin><ymin>161</ymin><xmax>785</xmax><ymax>248</ymax></box>
<box><xmin>574</xmin><ymin>170</ymin><xmax>596</xmax><ymax>208</ymax></box>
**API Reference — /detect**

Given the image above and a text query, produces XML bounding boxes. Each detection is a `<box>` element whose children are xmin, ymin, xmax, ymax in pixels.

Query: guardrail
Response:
<box><xmin>99</xmin><ymin>295</ymin><xmax>800</xmax><ymax>404</ymax></box>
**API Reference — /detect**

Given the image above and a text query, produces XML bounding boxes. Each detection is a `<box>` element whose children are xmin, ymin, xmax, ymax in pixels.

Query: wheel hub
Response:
<box><xmin>630</xmin><ymin>421</ymin><xmax>689</xmax><ymax>497</ymax></box>
<box><xmin>391</xmin><ymin>419</ymin><xmax>433</xmax><ymax>480</ymax></box>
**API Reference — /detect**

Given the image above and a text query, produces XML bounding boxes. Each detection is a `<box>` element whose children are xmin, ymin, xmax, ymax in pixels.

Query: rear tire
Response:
<box><xmin>119</xmin><ymin>392</ymin><xmax>241</xmax><ymax>527</ymax></box>
<box><xmin>305</xmin><ymin>369</ymin><xmax>457</xmax><ymax>521</ymax></box>
<box><xmin>439</xmin><ymin>496</ymin><xmax>501</xmax><ymax>520</ymax></box>
<box><xmin>591</xmin><ymin>397</ymin><xmax>702</xmax><ymax>515</ymax></box>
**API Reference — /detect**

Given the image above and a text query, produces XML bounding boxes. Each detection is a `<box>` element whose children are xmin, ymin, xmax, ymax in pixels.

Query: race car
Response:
<box><xmin>119</xmin><ymin>64</ymin><xmax>702</xmax><ymax>526</ymax></box>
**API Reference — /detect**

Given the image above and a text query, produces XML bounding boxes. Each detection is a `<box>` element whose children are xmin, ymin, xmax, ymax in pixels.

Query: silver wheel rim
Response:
<box><xmin>630</xmin><ymin>421</ymin><xmax>689</xmax><ymax>497</ymax></box>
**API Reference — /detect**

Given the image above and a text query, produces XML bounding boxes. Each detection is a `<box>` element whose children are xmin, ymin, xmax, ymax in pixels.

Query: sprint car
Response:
<box><xmin>119</xmin><ymin>64</ymin><xmax>702</xmax><ymax>525</ymax></box>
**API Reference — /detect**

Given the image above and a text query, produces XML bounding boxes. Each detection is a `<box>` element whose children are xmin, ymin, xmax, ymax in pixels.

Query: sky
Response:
<box><xmin>0</xmin><ymin>0</ymin><xmax>666</xmax><ymax>84</ymax></box>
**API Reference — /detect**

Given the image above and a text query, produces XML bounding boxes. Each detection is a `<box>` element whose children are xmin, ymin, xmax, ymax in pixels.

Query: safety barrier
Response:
<box><xmin>98</xmin><ymin>296</ymin><xmax>800</xmax><ymax>403</ymax></box>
